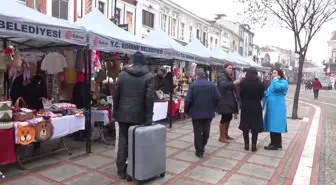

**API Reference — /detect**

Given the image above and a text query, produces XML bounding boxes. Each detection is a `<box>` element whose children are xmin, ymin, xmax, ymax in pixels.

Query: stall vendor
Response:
<box><xmin>154</xmin><ymin>67</ymin><xmax>166</xmax><ymax>91</ymax></box>
<box><xmin>162</xmin><ymin>72</ymin><xmax>177</xmax><ymax>94</ymax></box>
<box><xmin>10</xmin><ymin>62</ymin><xmax>47</xmax><ymax>110</ymax></box>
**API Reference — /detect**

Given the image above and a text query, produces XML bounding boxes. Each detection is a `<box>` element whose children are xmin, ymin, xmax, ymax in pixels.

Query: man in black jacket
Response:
<box><xmin>185</xmin><ymin>69</ymin><xmax>221</xmax><ymax>158</ymax></box>
<box><xmin>113</xmin><ymin>52</ymin><xmax>154</xmax><ymax>179</ymax></box>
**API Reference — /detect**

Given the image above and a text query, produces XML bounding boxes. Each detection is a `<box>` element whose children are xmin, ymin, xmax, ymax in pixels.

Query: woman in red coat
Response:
<box><xmin>312</xmin><ymin>78</ymin><xmax>322</xmax><ymax>99</ymax></box>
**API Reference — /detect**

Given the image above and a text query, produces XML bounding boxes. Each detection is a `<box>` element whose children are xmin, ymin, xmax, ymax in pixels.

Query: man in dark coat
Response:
<box><xmin>185</xmin><ymin>69</ymin><xmax>220</xmax><ymax>158</ymax></box>
<box><xmin>217</xmin><ymin>63</ymin><xmax>239</xmax><ymax>143</ymax></box>
<box><xmin>113</xmin><ymin>52</ymin><xmax>154</xmax><ymax>179</ymax></box>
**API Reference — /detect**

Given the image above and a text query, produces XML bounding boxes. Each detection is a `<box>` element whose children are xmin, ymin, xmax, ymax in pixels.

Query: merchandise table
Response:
<box><xmin>90</xmin><ymin>109</ymin><xmax>111</xmax><ymax>145</ymax></box>
<box><xmin>13</xmin><ymin>115</ymin><xmax>85</xmax><ymax>169</ymax></box>
<box><xmin>0</xmin><ymin>128</ymin><xmax>16</xmax><ymax>179</ymax></box>
<box><xmin>153</xmin><ymin>101</ymin><xmax>169</xmax><ymax>121</ymax></box>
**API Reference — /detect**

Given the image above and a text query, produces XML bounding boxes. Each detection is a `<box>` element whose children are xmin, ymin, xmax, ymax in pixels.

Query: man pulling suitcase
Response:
<box><xmin>113</xmin><ymin>52</ymin><xmax>154</xmax><ymax>179</ymax></box>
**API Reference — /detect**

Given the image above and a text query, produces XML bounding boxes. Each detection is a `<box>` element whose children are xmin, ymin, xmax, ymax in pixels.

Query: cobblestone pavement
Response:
<box><xmin>0</xmin><ymin>99</ymin><xmax>313</xmax><ymax>185</ymax></box>
<box><xmin>288</xmin><ymin>88</ymin><xmax>336</xmax><ymax>185</ymax></box>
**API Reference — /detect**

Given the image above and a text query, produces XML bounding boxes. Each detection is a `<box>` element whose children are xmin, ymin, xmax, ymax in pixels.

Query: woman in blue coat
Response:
<box><xmin>263</xmin><ymin>69</ymin><xmax>288</xmax><ymax>150</ymax></box>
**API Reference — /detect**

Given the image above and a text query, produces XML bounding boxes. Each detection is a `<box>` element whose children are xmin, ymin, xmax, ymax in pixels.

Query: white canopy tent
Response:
<box><xmin>225</xmin><ymin>52</ymin><xmax>250</xmax><ymax>68</ymax></box>
<box><xmin>76</xmin><ymin>9</ymin><xmax>169</xmax><ymax>58</ymax></box>
<box><xmin>211</xmin><ymin>47</ymin><xmax>230</xmax><ymax>66</ymax></box>
<box><xmin>184</xmin><ymin>39</ymin><xmax>215</xmax><ymax>66</ymax></box>
<box><xmin>143</xmin><ymin>29</ymin><xmax>207</xmax><ymax>64</ymax></box>
<box><xmin>0</xmin><ymin>0</ymin><xmax>87</xmax><ymax>48</ymax></box>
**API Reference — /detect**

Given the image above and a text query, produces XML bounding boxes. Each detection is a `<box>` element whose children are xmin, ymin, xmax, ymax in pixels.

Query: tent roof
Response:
<box><xmin>226</xmin><ymin>52</ymin><xmax>250</xmax><ymax>67</ymax></box>
<box><xmin>185</xmin><ymin>39</ymin><xmax>212</xmax><ymax>58</ymax></box>
<box><xmin>144</xmin><ymin>29</ymin><xmax>206</xmax><ymax>63</ymax></box>
<box><xmin>0</xmin><ymin>0</ymin><xmax>87</xmax><ymax>48</ymax></box>
<box><xmin>76</xmin><ymin>9</ymin><xmax>168</xmax><ymax>58</ymax></box>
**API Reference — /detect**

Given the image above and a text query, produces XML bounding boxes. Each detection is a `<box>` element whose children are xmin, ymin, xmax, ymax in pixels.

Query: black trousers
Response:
<box><xmin>243</xmin><ymin>131</ymin><xmax>258</xmax><ymax>146</ymax></box>
<box><xmin>116</xmin><ymin>122</ymin><xmax>137</xmax><ymax>173</ymax></box>
<box><xmin>270</xmin><ymin>132</ymin><xmax>282</xmax><ymax>146</ymax></box>
<box><xmin>313</xmin><ymin>89</ymin><xmax>319</xmax><ymax>99</ymax></box>
<box><xmin>192</xmin><ymin>119</ymin><xmax>212</xmax><ymax>154</ymax></box>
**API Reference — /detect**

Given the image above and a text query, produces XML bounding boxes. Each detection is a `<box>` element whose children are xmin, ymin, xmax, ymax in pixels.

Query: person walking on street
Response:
<box><xmin>185</xmin><ymin>69</ymin><xmax>220</xmax><ymax>158</ymax></box>
<box><xmin>239</xmin><ymin>67</ymin><xmax>265</xmax><ymax>152</ymax></box>
<box><xmin>113</xmin><ymin>52</ymin><xmax>154</xmax><ymax>179</ymax></box>
<box><xmin>263</xmin><ymin>69</ymin><xmax>288</xmax><ymax>150</ymax></box>
<box><xmin>217</xmin><ymin>63</ymin><xmax>239</xmax><ymax>143</ymax></box>
<box><xmin>312</xmin><ymin>77</ymin><xmax>322</xmax><ymax>99</ymax></box>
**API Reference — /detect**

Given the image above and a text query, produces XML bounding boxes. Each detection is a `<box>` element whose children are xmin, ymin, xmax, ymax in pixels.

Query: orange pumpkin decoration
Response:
<box><xmin>17</xmin><ymin>124</ymin><xmax>35</xmax><ymax>145</ymax></box>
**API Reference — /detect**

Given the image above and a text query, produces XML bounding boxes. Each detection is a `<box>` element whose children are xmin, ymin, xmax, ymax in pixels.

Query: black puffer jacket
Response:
<box><xmin>216</xmin><ymin>70</ymin><xmax>238</xmax><ymax>114</ymax></box>
<box><xmin>113</xmin><ymin>64</ymin><xmax>154</xmax><ymax>124</ymax></box>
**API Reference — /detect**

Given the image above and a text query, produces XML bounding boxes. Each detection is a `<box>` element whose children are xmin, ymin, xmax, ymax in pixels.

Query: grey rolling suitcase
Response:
<box><xmin>126</xmin><ymin>124</ymin><xmax>166</xmax><ymax>184</ymax></box>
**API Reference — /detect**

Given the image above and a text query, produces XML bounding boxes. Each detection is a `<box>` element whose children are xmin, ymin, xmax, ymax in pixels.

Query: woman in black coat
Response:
<box><xmin>239</xmin><ymin>67</ymin><xmax>265</xmax><ymax>152</ymax></box>
<box><xmin>217</xmin><ymin>63</ymin><xmax>239</xmax><ymax>143</ymax></box>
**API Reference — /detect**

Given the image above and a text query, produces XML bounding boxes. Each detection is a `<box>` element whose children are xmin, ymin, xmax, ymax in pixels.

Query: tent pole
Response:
<box><xmin>85</xmin><ymin>49</ymin><xmax>92</xmax><ymax>154</ymax></box>
<box><xmin>169</xmin><ymin>60</ymin><xmax>173</xmax><ymax>128</ymax></box>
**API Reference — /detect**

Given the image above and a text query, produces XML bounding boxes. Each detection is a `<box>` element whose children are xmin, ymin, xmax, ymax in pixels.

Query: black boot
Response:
<box><xmin>252</xmin><ymin>133</ymin><xmax>258</xmax><ymax>152</ymax></box>
<box><xmin>243</xmin><ymin>131</ymin><xmax>249</xmax><ymax>151</ymax></box>
<box><xmin>117</xmin><ymin>170</ymin><xmax>126</xmax><ymax>179</ymax></box>
<box><xmin>264</xmin><ymin>145</ymin><xmax>279</xmax><ymax>150</ymax></box>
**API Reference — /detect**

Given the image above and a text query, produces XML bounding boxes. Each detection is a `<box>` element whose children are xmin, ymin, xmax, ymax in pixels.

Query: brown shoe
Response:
<box><xmin>219</xmin><ymin>124</ymin><xmax>229</xmax><ymax>143</ymax></box>
<box><xmin>224</xmin><ymin>124</ymin><xmax>234</xmax><ymax>140</ymax></box>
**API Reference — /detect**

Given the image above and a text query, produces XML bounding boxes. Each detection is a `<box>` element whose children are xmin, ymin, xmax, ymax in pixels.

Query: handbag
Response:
<box><xmin>12</xmin><ymin>98</ymin><xmax>34</xmax><ymax>121</ymax></box>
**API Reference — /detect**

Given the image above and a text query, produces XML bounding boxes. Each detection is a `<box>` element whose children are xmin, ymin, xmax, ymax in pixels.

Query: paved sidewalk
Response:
<box><xmin>0</xmin><ymin>102</ymin><xmax>314</xmax><ymax>185</ymax></box>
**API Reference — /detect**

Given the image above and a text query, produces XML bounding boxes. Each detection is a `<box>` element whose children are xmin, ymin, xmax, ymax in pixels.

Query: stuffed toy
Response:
<box><xmin>17</xmin><ymin>124</ymin><xmax>35</xmax><ymax>145</ymax></box>
<box><xmin>34</xmin><ymin>118</ymin><xmax>53</xmax><ymax>141</ymax></box>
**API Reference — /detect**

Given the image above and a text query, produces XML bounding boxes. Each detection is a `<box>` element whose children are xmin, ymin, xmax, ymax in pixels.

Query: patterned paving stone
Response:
<box><xmin>74</xmin><ymin>155</ymin><xmax>113</xmax><ymax>169</ymax></box>
<box><xmin>166</xmin><ymin>159</ymin><xmax>192</xmax><ymax>174</ymax></box>
<box><xmin>64</xmin><ymin>173</ymin><xmax>115</xmax><ymax>185</ymax></box>
<box><xmin>206</xmin><ymin>139</ymin><xmax>227</xmax><ymax>147</ymax></box>
<box><xmin>248</xmin><ymin>154</ymin><xmax>281</xmax><ymax>167</ymax></box>
<box><xmin>203</xmin><ymin>156</ymin><xmax>239</xmax><ymax>171</ymax></box>
<box><xmin>23</xmin><ymin>157</ymin><xmax>61</xmax><ymax>172</ymax></box>
<box><xmin>185</xmin><ymin>166</ymin><xmax>226</xmax><ymax>184</ymax></box>
<box><xmin>216</xmin><ymin>149</ymin><xmax>248</xmax><ymax>160</ymax></box>
<box><xmin>173</xmin><ymin>151</ymin><xmax>202</xmax><ymax>162</ymax></box>
<box><xmin>4</xmin><ymin>176</ymin><xmax>51</xmax><ymax>185</ymax></box>
<box><xmin>171</xmin><ymin>179</ymin><xmax>200</xmax><ymax>185</ymax></box>
<box><xmin>177</xmin><ymin>135</ymin><xmax>194</xmax><ymax>142</ymax></box>
<box><xmin>99</xmin><ymin>165</ymin><xmax>118</xmax><ymax>177</ymax></box>
<box><xmin>100</xmin><ymin>149</ymin><xmax>117</xmax><ymax>158</ymax></box>
<box><xmin>225</xmin><ymin>174</ymin><xmax>268</xmax><ymax>185</ymax></box>
<box><xmin>188</xmin><ymin>145</ymin><xmax>219</xmax><ymax>154</ymax></box>
<box><xmin>226</xmin><ymin>143</ymin><xmax>249</xmax><ymax>152</ymax></box>
<box><xmin>237</xmin><ymin>163</ymin><xmax>275</xmax><ymax>180</ymax></box>
<box><xmin>170</xmin><ymin>129</ymin><xmax>192</xmax><ymax>135</ymax></box>
<box><xmin>38</xmin><ymin>164</ymin><xmax>86</xmax><ymax>182</ymax></box>
<box><xmin>144</xmin><ymin>174</ymin><xmax>174</xmax><ymax>185</ymax></box>
<box><xmin>166</xmin><ymin>132</ymin><xmax>183</xmax><ymax>139</ymax></box>
<box><xmin>166</xmin><ymin>140</ymin><xmax>192</xmax><ymax>149</ymax></box>
<box><xmin>166</xmin><ymin>147</ymin><xmax>179</xmax><ymax>157</ymax></box>
<box><xmin>256</xmin><ymin>148</ymin><xmax>286</xmax><ymax>158</ymax></box>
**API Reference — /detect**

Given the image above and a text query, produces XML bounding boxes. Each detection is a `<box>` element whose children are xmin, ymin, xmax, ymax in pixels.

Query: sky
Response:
<box><xmin>170</xmin><ymin>0</ymin><xmax>336</xmax><ymax>64</ymax></box>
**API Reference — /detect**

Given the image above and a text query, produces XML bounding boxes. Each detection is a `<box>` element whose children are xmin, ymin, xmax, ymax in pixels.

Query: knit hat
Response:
<box><xmin>132</xmin><ymin>52</ymin><xmax>147</xmax><ymax>65</ymax></box>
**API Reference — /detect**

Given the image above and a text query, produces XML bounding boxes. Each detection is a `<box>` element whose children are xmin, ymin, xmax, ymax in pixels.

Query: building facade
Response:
<box><xmin>327</xmin><ymin>31</ymin><xmax>336</xmax><ymax>63</ymax></box>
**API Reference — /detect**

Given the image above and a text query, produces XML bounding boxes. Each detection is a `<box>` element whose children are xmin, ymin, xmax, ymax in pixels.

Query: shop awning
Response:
<box><xmin>225</xmin><ymin>52</ymin><xmax>251</xmax><ymax>68</ymax></box>
<box><xmin>76</xmin><ymin>9</ymin><xmax>169</xmax><ymax>58</ymax></box>
<box><xmin>0</xmin><ymin>0</ymin><xmax>88</xmax><ymax>48</ymax></box>
<box><xmin>210</xmin><ymin>47</ymin><xmax>230</xmax><ymax>66</ymax></box>
<box><xmin>144</xmin><ymin>29</ymin><xmax>207</xmax><ymax>64</ymax></box>
<box><xmin>184</xmin><ymin>39</ymin><xmax>215</xmax><ymax>66</ymax></box>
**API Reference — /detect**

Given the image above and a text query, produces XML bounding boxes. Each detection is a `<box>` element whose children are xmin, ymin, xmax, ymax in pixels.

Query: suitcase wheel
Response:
<box><xmin>160</xmin><ymin>172</ymin><xmax>165</xmax><ymax>178</ymax></box>
<box><xmin>126</xmin><ymin>175</ymin><xmax>132</xmax><ymax>182</ymax></box>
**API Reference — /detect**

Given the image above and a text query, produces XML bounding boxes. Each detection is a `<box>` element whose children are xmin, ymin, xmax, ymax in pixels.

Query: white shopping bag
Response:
<box><xmin>114</xmin><ymin>121</ymin><xmax>119</xmax><ymax>153</ymax></box>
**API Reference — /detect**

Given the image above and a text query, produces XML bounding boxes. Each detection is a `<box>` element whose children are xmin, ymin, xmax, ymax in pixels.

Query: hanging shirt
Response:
<box><xmin>41</xmin><ymin>52</ymin><xmax>67</xmax><ymax>74</ymax></box>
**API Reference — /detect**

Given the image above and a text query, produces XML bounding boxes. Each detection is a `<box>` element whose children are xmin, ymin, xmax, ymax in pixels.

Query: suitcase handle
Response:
<box><xmin>131</xmin><ymin>123</ymin><xmax>158</xmax><ymax>179</ymax></box>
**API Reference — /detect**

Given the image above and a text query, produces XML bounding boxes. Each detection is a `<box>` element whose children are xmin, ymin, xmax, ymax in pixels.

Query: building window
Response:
<box><xmin>249</xmin><ymin>35</ymin><xmax>253</xmax><ymax>44</ymax></box>
<box><xmin>196</xmin><ymin>29</ymin><xmax>200</xmax><ymax>39</ymax></box>
<box><xmin>180</xmin><ymin>23</ymin><xmax>185</xmax><ymax>40</ymax></box>
<box><xmin>210</xmin><ymin>37</ymin><xmax>213</xmax><ymax>44</ymax></box>
<box><xmin>142</xmin><ymin>10</ymin><xmax>154</xmax><ymax>28</ymax></box>
<box><xmin>126</xmin><ymin>12</ymin><xmax>133</xmax><ymax>33</ymax></box>
<box><xmin>52</xmin><ymin>0</ymin><xmax>69</xmax><ymax>20</ymax></box>
<box><xmin>98</xmin><ymin>1</ymin><xmax>105</xmax><ymax>14</ymax></box>
<box><xmin>189</xmin><ymin>26</ymin><xmax>193</xmax><ymax>42</ymax></box>
<box><xmin>161</xmin><ymin>14</ymin><xmax>167</xmax><ymax>32</ymax></box>
<box><xmin>223</xmin><ymin>32</ymin><xmax>229</xmax><ymax>38</ymax></box>
<box><xmin>203</xmin><ymin>32</ymin><xmax>207</xmax><ymax>46</ymax></box>
<box><xmin>332</xmin><ymin>49</ymin><xmax>336</xmax><ymax>59</ymax></box>
<box><xmin>215</xmin><ymin>39</ymin><xmax>218</xmax><ymax>47</ymax></box>
<box><xmin>240</xmin><ymin>29</ymin><xmax>243</xmax><ymax>37</ymax></box>
<box><xmin>171</xmin><ymin>18</ymin><xmax>177</xmax><ymax>37</ymax></box>
<box><xmin>115</xmin><ymin>8</ymin><xmax>121</xmax><ymax>24</ymax></box>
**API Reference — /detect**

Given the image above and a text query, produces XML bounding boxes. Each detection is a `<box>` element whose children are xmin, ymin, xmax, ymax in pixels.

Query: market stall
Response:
<box><xmin>75</xmin><ymin>9</ymin><xmax>171</xmax><ymax>145</ymax></box>
<box><xmin>0</xmin><ymin>0</ymin><xmax>89</xmax><ymax>171</ymax></box>
<box><xmin>144</xmin><ymin>31</ymin><xmax>210</xmax><ymax>126</ymax></box>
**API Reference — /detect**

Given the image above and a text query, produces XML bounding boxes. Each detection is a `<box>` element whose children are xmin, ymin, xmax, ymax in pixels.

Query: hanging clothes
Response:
<box><xmin>106</xmin><ymin>61</ymin><xmax>121</xmax><ymax>80</ymax></box>
<box><xmin>41</xmin><ymin>52</ymin><xmax>67</xmax><ymax>74</ymax></box>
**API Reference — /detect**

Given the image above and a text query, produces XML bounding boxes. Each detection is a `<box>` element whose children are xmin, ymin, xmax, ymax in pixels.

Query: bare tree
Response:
<box><xmin>238</xmin><ymin>0</ymin><xmax>336</xmax><ymax>119</ymax></box>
